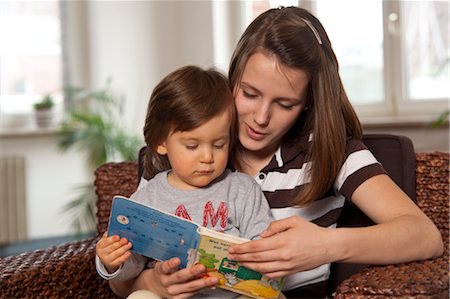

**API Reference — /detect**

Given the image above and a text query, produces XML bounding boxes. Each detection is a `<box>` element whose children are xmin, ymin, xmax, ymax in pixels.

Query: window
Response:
<box><xmin>0</xmin><ymin>0</ymin><xmax>63</xmax><ymax>126</ymax></box>
<box><xmin>316</xmin><ymin>0</ymin><xmax>384</xmax><ymax>106</ymax></box>
<box><xmin>401</xmin><ymin>1</ymin><xmax>448</xmax><ymax>102</ymax></box>
<box><xmin>246</xmin><ymin>0</ymin><xmax>449</xmax><ymax>121</ymax></box>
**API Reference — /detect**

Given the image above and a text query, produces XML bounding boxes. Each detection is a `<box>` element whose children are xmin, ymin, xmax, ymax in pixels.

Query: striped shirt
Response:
<box><xmin>252</xmin><ymin>137</ymin><xmax>386</xmax><ymax>294</ymax></box>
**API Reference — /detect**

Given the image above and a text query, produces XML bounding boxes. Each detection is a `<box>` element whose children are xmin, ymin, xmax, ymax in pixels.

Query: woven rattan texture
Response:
<box><xmin>334</xmin><ymin>152</ymin><xmax>449</xmax><ymax>298</ymax></box>
<box><xmin>95</xmin><ymin>161</ymin><xmax>138</xmax><ymax>236</ymax></box>
<box><xmin>0</xmin><ymin>162</ymin><xmax>138</xmax><ymax>299</ymax></box>
<box><xmin>0</xmin><ymin>154</ymin><xmax>448</xmax><ymax>298</ymax></box>
<box><xmin>0</xmin><ymin>237</ymin><xmax>115</xmax><ymax>298</ymax></box>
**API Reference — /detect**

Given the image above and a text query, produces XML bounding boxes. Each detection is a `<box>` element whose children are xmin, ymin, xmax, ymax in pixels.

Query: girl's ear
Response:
<box><xmin>157</xmin><ymin>143</ymin><xmax>167</xmax><ymax>155</ymax></box>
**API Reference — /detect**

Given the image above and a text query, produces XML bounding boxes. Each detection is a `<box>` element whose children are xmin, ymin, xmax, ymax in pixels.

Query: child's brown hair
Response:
<box><xmin>143</xmin><ymin>65</ymin><xmax>236</xmax><ymax>180</ymax></box>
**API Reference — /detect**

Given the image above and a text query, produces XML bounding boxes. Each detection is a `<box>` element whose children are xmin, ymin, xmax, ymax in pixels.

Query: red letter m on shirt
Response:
<box><xmin>203</xmin><ymin>201</ymin><xmax>228</xmax><ymax>229</ymax></box>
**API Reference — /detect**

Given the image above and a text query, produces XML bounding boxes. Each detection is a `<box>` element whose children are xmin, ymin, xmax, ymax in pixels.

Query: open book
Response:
<box><xmin>107</xmin><ymin>195</ymin><xmax>283</xmax><ymax>299</ymax></box>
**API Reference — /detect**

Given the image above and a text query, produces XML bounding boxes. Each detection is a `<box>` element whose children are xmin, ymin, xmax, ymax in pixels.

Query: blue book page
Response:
<box><xmin>108</xmin><ymin>196</ymin><xmax>200</xmax><ymax>268</ymax></box>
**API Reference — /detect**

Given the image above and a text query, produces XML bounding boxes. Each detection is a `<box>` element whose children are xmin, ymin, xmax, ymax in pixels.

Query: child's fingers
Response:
<box><xmin>118</xmin><ymin>237</ymin><xmax>129</xmax><ymax>246</ymax></box>
<box><xmin>96</xmin><ymin>235</ymin><xmax>129</xmax><ymax>256</ymax></box>
<box><xmin>105</xmin><ymin>241</ymin><xmax>132</xmax><ymax>260</ymax></box>
<box><xmin>104</xmin><ymin>237</ymin><xmax>130</xmax><ymax>254</ymax></box>
<box><xmin>110</xmin><ymin>250</ymin><xmax>132</xmax><ymax>266</ymax></box>
<box><xmin>102</xmin><ymin>242</ymin><xmax>133</xmax><ymax>267</ymax></box>
<box><xmin>98</xmin><ymin>235</ymin><xmax>121</xmax><ymax>248</ymax></box>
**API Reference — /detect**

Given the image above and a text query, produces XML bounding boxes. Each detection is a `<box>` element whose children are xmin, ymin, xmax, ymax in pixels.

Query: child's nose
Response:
<box><xmin>200</xmin><ymin>147</ymin><xmax>214</xmax><ymax>163</ymax></box>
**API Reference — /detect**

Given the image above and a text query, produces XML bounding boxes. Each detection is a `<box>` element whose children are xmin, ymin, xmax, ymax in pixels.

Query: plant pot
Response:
<box><xmin>34</xmin><ymin>109</ymin><xmax>54</xmax><ymax>127</ymax></box>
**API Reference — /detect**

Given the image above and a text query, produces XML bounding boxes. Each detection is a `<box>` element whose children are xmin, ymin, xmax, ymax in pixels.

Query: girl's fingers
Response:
<box><xmin>156</xmin><ymin>258</ymin><xmax>181</xmax><ymax>276</ymax></box>
<box><xmin>228</xmin><ymin>246</ymin><xmax>280</xmax><ymax>263</ymax></box>
<box><xmin>260</xmin><ymin>216</ymin><xmax>297</xmax><ymax>237</ymax></box>
<box><xmin>156</xmin><ymin>258</ymin><xmax>208</xmax><ymax>281</ymax></box>
<box><xmin>154</xmin><ymin>259</ymin><xmax>218</xmax><ymax>297</ymax></box>
<box><xmin>237</xmin><ymin>258</ymin><xmax>294</xmax><ymax>276</ymax></box>
<box><xmin>166</xmin><ymin>276</ymin><xmax>218</xmax><ymax>298</ymax></box>
<box><xmin>227</xmin><ymin>233</ymin><xmax>283</xmax><ymax>262</ymax></box>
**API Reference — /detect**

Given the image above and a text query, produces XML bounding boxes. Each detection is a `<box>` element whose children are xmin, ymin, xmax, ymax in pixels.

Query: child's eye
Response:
<box><xmin>213</xmin><ymin>143</ymin><xmax>226</xmax><ymax>149</ymax></box>
<box><xmin>185</xmin><ymin>145</ymin><xmax>198</xmax><ymax>150</ymax></box>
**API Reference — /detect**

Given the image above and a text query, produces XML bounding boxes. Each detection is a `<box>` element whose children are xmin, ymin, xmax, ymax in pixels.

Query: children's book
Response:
<box><xmin>107</xmin><ymin>195</ymin><xmax>284</xmax><ymax>299</ymax></box>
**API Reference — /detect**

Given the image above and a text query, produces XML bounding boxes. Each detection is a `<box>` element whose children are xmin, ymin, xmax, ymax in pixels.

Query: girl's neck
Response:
<box><xmin>237</xmin><ymin>147</ymin><xmax>277</xmax><ymax>177</ymax></box>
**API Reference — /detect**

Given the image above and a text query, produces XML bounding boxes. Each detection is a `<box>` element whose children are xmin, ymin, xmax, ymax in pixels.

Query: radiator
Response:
<box><xmin>0</xmin><ymin>156</ymin><xmax>27</xmax><ymax>244</ymax></box>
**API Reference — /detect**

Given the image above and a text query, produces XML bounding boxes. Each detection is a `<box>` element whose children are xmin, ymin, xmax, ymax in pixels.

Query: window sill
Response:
<box><xmin>361</xmin><ymin>115</ymin><xmax>448</xmax><ymax>129</ymax></box>
<box><xmin>0</xmin><ymin>113</ymin><xmax>61</xmax><ymax>138</ymax></box>
<box><xmin>0</xmin><ymin>126</ymin><xmax>59</xmax><ymax>138</ymax></box>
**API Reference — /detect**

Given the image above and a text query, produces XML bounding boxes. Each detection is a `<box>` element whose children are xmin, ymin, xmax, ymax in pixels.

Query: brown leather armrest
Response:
<box><xmin>0</xmin><ymin>237</ymin><xmax>117</xmax><ymax>298</ymax></box>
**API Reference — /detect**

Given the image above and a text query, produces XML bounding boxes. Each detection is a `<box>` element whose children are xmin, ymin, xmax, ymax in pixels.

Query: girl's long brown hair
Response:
<box><xmin>229</xmin><ymin>7</ymin><xmax>362</xmax><ymax>206</ymax></box>
<box><xmin>143</xmin><ymin>65</ymin><xmax>236</xmax><ymax>180</ymax></box>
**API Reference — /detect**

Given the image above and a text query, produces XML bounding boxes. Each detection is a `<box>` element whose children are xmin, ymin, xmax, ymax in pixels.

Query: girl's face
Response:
<box><xmin>157</xmin><ymin>109</ymin><xmax>231</xmax><ymax>190</ymax></box>
<box><xmin>234</xmin><ymin>51</ymin><xmax>309</xmax><ymax>159</ymax></box>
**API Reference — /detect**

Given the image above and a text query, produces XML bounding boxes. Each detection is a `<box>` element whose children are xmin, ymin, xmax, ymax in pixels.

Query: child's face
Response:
<box><xmin>157</xmin><ymin>109</ymin><xmax>231</xmax><ymax>190</ymax></box>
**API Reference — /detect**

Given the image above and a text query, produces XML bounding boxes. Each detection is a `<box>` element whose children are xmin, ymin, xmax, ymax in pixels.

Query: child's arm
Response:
<box><xmin>96</xmin><ymin>232</ymin><xmax>132</xmax><ymax>273</ymax></box>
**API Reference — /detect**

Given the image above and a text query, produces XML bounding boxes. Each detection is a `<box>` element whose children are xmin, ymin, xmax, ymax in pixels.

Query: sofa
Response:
<box><xmin>0</xmin><ymin>135</ymin><xmax>448</xmax><ymax>298</ymax></box>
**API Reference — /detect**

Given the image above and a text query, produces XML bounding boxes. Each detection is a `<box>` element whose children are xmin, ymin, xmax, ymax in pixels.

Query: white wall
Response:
<box><xmin>85</xmin><ymin>1</ymin><xmax>220</xmax><ymax>134</ymax></box>
<box><xmin>0</xmin><ymin>1</ymin><xmax>246</xmax><ymax>240</ymax></box>
<box><xmin>0</xmin><ymin>132</ymin><xmax>89</xmax><ymax>239</ymax></box>
<box><xmin>0</xmin><ymin>1</ymin><xmax>448</xmax><ymax>240</ymax></box>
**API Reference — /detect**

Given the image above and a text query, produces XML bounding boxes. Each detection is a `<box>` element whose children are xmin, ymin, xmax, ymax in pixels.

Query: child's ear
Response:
<box><xmin>156</xmin><ymin>143</ymin><xmax>167</xmax><ymax>155</ymax></box>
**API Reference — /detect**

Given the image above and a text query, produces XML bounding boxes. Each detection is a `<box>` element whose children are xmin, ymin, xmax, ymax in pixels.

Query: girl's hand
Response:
<box><xmin>95</xmin><ymin>232</ymin><xmax>132</xmax><ymax>272</ymax></box>
<box><xmin>227</xmin><ymin>216</ymin><xmax>332</xmax><ymax>278</ymax></box>
<box><xmin>135</xmin><ymin>258</ymin><xmax>219</xmax><ymax>299</ymax></box>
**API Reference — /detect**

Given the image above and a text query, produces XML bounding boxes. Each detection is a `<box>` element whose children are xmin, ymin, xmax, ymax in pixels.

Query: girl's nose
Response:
<box><xmin>253</xmin><ymin>103</ymin><xmax>270</xmax><ymax>127</ymax></box>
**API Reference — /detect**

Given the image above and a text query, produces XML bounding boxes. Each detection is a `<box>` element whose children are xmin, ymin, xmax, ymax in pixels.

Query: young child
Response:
<box><xmin>95</xmin><ymin>65</ymin><xmax>274</xmax><ymax>298</ymax></box>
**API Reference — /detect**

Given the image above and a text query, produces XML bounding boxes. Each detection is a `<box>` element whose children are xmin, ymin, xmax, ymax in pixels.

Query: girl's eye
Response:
<box><xmin>278</xmin><ymin>103</ymin><xmax>295</xmax><ymax>110</ymax></box>
<box><xmin>213</xmin><ymin>143</ymin><xmax>226</xmax><ymax>149</ymax></box>
<box><xmin>185</xmin><ymin>145</ymin><xmax>198</xmax><ymax>150</ymax></box>
<box><xmin>242</xmin><ymin>90</ymin><xmax>257</xmax><ymax>99</ymax></box>
<box><xmin>277</xmin><ymin>101</ymin><xmax>296</xmax><ymax>110</ymax></box>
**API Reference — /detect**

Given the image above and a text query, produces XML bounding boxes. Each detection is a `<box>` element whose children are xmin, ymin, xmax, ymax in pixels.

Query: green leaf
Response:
<box><xmin>57</xmin><ymin>80</ymin><xmax>144</xmax><ymax>232</ymax></box>
<box><xmin>429</xmin><ymin>110</ymin><xmax>449</xmax><ymax>128</ymax></box>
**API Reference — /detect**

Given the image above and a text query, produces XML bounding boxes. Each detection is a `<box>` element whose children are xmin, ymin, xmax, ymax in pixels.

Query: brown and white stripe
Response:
<box><xmin>253</xmin><ymin>138</ymin><xmax>385</xmax><ymax>291</ymax></box>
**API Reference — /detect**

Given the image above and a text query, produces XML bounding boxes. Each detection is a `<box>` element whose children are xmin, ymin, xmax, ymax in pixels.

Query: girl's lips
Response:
<box><xmin>245</xmin><ymin>124</ymin><xmax>267</xmax><ymax>141</ymax></box>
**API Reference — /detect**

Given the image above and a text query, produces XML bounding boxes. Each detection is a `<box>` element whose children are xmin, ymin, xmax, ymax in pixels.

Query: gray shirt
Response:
<box><xmin>96</xmin><ymin>169</ymin><xmax>273</xmax><ymax>286</ymax></box>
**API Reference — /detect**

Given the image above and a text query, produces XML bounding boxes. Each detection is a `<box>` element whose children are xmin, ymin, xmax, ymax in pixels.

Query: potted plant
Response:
<box><xmin>58</xmin><ymin>81</ymin><xmax>143</xmax><ymax>233</ymax></box>
<box><xmin>33</xmin><ymin>94</ymin><xmax>54</xmax><ymax>127</ymax></box>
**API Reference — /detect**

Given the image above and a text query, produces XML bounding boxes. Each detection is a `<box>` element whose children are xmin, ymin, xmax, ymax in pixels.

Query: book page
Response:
<box><xmin>108</xmin><ymin>196</ymin><xmax>200</xmax><ymax>268</ymax></box>
<box><xmin>191</xmin><ymin>228</ymin><xmax>283</xmax><ymax>299</ymax></box>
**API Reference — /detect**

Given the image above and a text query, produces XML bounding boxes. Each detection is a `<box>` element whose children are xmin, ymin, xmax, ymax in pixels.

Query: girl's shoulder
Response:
<box><xmin>345</xmin><ymin>137</ymin><xmax>369</xmax><ymax>155</ymax></box>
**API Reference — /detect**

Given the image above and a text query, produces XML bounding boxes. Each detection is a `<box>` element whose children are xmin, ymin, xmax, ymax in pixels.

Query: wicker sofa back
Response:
<box><xmin>0</xmin><ymin>147</ymin><xmax>447</xmax><ymax>298</ymax></box>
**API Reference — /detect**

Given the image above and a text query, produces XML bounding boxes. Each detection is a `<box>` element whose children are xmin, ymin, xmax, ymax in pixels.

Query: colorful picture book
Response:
<box><xmin>107</xmin><ymin>195</ymin><xmax>283</xmax><ymax>299</ymax></box>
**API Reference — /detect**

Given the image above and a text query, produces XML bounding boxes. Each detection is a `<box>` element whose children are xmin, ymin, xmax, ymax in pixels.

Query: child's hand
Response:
<box><xmin>96</xmin><ymin>232</ymin><xmax>132</xmax><ymax>273</ymax></box>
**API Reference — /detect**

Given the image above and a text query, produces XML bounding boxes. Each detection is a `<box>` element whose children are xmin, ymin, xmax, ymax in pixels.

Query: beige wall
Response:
<box><xmin>0</xmin><ymin>1</ymin><xmax>447</xmax><ymax>240</ymax></box>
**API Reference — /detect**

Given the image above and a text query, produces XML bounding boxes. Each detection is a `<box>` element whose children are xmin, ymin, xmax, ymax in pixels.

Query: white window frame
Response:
<box><xmin>0</xmin><ymin>0</ymin><xmax>65</xmax><ymax>130</ymax></box>
<box><xmin>355</xmin><ymin>0</ymin><xmax>448</xmax><ymax>122</ymax></box>
<box><xmin>244</xmin><ymin>0</ymin><xmax>449</xmax><ymax>124</ymax></box>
